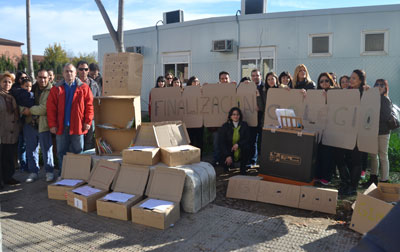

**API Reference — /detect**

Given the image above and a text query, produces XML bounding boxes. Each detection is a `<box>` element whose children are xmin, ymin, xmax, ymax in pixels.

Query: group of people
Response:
<box><xmin>151</xmin><ymin>64</ymin><xmax>394</xmax><ymax>196</ymax></box>
<box><xmin>0</xmin><ymin>62</ymin><xmax>102</xmax><ymax>188</ymax></box>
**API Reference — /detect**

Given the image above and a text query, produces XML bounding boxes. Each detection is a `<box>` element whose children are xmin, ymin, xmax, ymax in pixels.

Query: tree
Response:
<box><xmin>94</xmin><ymin>0</ymin><xmax>125</xmax><ymax>52</ymax></box>
<box><xmin>71</xmin><ymin>52</ymin><xmax>98</xmax><ymax>66</ymax></box>
<box><xmin>43</xmin><ymin>43</ymin><xmax>69</xmax><ymax>75</ymax></box>
<box><xmin>0</xmin><ymin>56</ymin><xmax>16</xmax><ymax>73</ymax></box>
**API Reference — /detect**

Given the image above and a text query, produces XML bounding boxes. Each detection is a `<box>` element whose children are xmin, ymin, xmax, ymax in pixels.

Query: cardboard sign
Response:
<box><xmin>237</xmin><ymin>83</ymin><xmax>258</xmax><ymax>127</ymax></box>
<box><xmin>226</xmin><ymin>175</ymin><xmax>262</xmax><ymax>201</ymax></box>
<box><xmin>181</xmin><ymin>85</ymin><xmax>203</xmax><ymax>128</ymax></box>
<box><xmin>151</xmin><ymin>83</ymin><xmax>257</xmax><ymax>128</ymax></box>
<box><xmin>302</xmin><ymin>90</ymin><xmax>327</xmax><ymax>142</ymax></box>
<box><xmin>151</xmin><ymin>87</ymin><xmax>182</xmax><ymax>122</ymax></box>
<box><xmin>357</xmin><ymin>89</ymin><xmax>380</xmax><ymax>154</ymax></box>
<box><xmin>264</xmin><ymin>89</ymin><xmax>304</xmax><ymax>126</ymax></box>
<box><xmin>202</xmin><ymin>83</ymin><xmax>237</xmax><ymax>127</ymax></box>
<box><xmin>322</xmin><ymin>89</ymin><xmax>360</xmax><ymax>150</ymax></box>
<box><xmin>102</xmin><ymin>52</ymin><xmax>143</xmax><ymax>96</ymax></box>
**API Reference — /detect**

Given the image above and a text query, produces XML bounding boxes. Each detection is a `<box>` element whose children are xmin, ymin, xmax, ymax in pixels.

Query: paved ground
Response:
<box><xmin>1</xmin><ymin>171</ymin><xmax>361</xmax><ymax>252</ymax></box>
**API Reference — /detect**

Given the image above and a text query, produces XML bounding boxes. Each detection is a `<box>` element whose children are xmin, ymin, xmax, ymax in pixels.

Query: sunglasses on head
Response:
<box><xmin>78</xmin><ymin>68</ymin><xmax>89</xmax><ymax>71</ymax></box>
<box><xmin>374</xmin><ymin>83</ymin><xmax>385</xmax><ymax>88</ymax></box>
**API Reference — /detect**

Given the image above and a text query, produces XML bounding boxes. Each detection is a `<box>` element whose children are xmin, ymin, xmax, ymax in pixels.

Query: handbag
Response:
<box><xmin>387</xmin><ymin>102</ymin><xmax>400</xmax><ymax>130</ymax></box>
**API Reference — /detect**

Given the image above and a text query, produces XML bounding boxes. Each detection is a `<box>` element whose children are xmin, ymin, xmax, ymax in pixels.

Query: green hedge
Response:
<box><xmin>389</xmin><ymin>131</ymin><xmax>400</xmax><ymax>172</ymax></box>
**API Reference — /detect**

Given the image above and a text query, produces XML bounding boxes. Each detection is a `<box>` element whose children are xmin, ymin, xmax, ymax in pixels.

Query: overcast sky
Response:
<box><xmin>0</xmin><ymin>0</ymin><xmax>398</xmax><ymax>56</ymax></box>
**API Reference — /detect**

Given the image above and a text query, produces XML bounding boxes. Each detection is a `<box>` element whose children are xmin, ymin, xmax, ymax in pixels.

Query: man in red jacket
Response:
<box><xmin>47</xmin><ymin>63</ymin><xmax>93</xmax><ymax>174</ymax></box>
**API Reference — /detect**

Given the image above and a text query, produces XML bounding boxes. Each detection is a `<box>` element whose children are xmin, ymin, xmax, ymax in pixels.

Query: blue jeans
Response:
<box><xmin>56</xmin><ymin>127</ymin><xmax>84</xmax><ymax>174</ymax></box>
<box><xmin>17</xmin><ymin>132</ymin><xmax>28</xmax><ymax>171</ymax></box>
<box><xmin>23</xmin><ymin>124</ymin><xmax>54</xmax><ymax>174</ymax></box>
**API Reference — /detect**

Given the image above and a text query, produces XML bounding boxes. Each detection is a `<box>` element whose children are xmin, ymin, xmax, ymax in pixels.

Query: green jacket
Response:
<box><xmin>29</xmin><ymin>82</ymin><xmax>52</xmax><ymax>133</ymax></box>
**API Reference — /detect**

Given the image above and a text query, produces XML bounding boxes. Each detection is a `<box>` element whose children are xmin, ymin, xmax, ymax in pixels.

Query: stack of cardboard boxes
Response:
<box><xmin>94</xmin><ymin>52</ymin><xmax>142</xmax><ymax>156</ymax></box>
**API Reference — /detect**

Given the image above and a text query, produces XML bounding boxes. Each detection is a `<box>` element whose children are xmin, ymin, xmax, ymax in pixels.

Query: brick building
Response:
<box><xmin>0</xmin><ymin>38</ymin><xmax>24</xmax><ymax>66</ymax></box>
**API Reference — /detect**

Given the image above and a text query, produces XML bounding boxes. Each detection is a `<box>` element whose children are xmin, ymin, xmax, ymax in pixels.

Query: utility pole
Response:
<box><xmin>26</xmin><ymin>0</ymin><xmax>34</xmax><ymax>79</ymax></box>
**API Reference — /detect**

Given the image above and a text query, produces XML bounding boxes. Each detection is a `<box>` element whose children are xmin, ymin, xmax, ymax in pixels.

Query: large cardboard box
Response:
<box><xmin>48</xmin><ymin>153</ymin><xmax>92</xmax><ymax>200</ymax></box>
<box><xmin>132</xmin><ymin>167</ymin><xmax>186</xmax><ymax>229</ymax></box>
<box><xmin>67</xmin><ymin>160</ymin><xmax>120</xmax><ymax>212</ymax></box>
<box><xmin>259</xmin><ymin>127</ymin><xmax>318</xmax><ymax>183</ymax></box>
<box><xmin>226</xmin><ymin>175</ymin><xmax>262</xmax><ymax>201</ymax></box>
<box><xmin>97</xmin><ymin>164</ymin><xmax>149</xmax><ymax>221</ymax></box>
<box><xmin>350</xmin><ymin>183</ymin><xmax>400</xmax><ymax>234</ymax></box>
<box><xmin>257</xmin><ymin>180</ymin><xmax>301</xmax><ymax>208</ymax></box>
<box><xmin>122</xmin><ymin>123</ymin><xmax>160</xmax><ymax>166</ymax></box>
<box><xmin>102</xmin><ymin>52</ymin><xmax>143</xmax><ymax>96</ymax></box>
<box><xmin>298</xmin><ymin>186</ymin><xmax>337</xmax><ymax>214</ymax></box>
<box><xmin>153</xmin><ymin>122</ymin><xmax>200</xmax><ymax>166</ymax></box>
<box><xmin>94</xmin><ymin>96</ymin><xmax>141</xmax><ymax>155</ymax></box>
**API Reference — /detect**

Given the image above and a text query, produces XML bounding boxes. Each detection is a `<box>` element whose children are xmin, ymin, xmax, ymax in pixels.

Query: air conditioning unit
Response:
<box><xmin>126</xmin><ymin>46</ymin><xmax>144</xmax><ymax>55</ymax></box>
<box><xmin>241</xmin><ymin>0</ymin><xmax>267</xmax><ymax>15</ymax></box>
<box><xmin>212</xmin><ymin>40</ymin><xmax>233</xmax><ymax>52</ymax></box>
<box><xmin>163</xmin><ymin>10</ymin><xmax>184</xmax><ymax>24</ymax></box>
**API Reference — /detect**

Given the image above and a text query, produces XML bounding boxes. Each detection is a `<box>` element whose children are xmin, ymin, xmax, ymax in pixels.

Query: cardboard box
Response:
<box><xmin>259</xmin><ymin>128</ymin><xmax>318</xmax><ymax>183</ymax></box>
<box><xmin>122</xmin><ymin>123</ymin><xmax>161</xmax><ymax>166</ymax></box>
<box><xmin>132</xmin><ymin>167</ymin><xmax>186</xmax><ymax>229</ymax></box>
<box><xmin>67</xmin><ymin>160</ymin><xmax>120</xmax><ymax>212</ymax></box>
<box><xmin>102</xmin><ymin>52</ymin><xmax>143</xmax><ymax>96</ymax></box>
<box><xmin>350</xmin><ymin>183</ymin><xmax>400</xmax><ymax>234</ymax></box>
<box><xmin>97</xmin><ymin>164</ymin><xmax>149</xmax><ymax>220</ymax></box>
<box><xmin>298</xmin><ymin>186</ymin><xmax>337</xmax><ymax>214</ymax></box>
<box><xmin>94</xmin><ymin>96</ymin><xmax>141</xmax><ymax>155</ymax></box>
<box><xmin>257</xmin><ymin>180</ymin><xmax>301</xmax><ymax>208</ymax></box>
<box><xmin>48</xmin><ymin>153</ymin><xmax>92</xmax><ymax>200</ymax></box>
<box><xmin>153</xmin><ymin>121</ymin><xmax>200</xmax><ymax>166</ymax></box>
<box><xmin>226</xmin><ymin>175</ymin><xmax>262</xmax><ymax>201</ymax></box>
<box><xmin>160</xmin><ymin>145</ymin><xmax>200</xmax><ymax>167</ymax></box>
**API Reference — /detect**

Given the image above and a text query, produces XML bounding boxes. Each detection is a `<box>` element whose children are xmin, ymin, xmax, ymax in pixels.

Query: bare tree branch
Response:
<box><xmin>94</xmin><ymin>0</ymin><xmax>124</xmax><ymax>52</ymax></box>
<box><xmin>117</xmin><ymin>0</ymin><xmax>125</xmax><ymax>52</ymax></box>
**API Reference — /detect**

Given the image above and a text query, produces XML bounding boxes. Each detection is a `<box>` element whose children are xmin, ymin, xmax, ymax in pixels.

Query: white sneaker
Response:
<box><xmin>46</xmin><ymin>172</ymin><xmax>55</xmax><ymax>182</ymax></box>
<box><xmin>26</xmin><ymin>173</ymin><xmax>38</xmax><ymax>183</ymax></box>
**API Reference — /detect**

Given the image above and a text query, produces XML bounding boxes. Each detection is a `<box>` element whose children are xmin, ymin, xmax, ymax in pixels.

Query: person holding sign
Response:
<box><xmin>336</xmin><ymin>69</ymin><xmax>368</xmax><ymax>196</ymax></box>
<box><xmin>363</xmin><ymin>79</ymin><xmax>392</xmax><ymax>187</ymax></box>
<box><xmin>292</xmin><ymin>64</ymin><xmax>316</xmax><ymax>90</ymax></box>
<box><xmin>218</xmin><ymin>107</ymin><xmax>250</xmax><ymax>175</ymax></box>
<box><xmin>315</xmin><ymin>72</ymin><xmax>336</xmax><ymax>186</ymax></box>
<box><xmin>186</xmin><ymin>76</ymin><xmax>203</xmax><ymax>151</ymax></box>
<box><xmin>148</xmin><ymin>76</ymin><xmax>166</xmax><ymax>120</ymax></box>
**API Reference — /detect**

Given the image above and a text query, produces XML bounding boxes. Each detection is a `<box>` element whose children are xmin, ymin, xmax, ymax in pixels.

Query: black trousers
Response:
<box><xmin>187</xmin><ymin>127</ymin><xmax>204</xmax><ymax>151</ymax></box>
<box><xmin>0</xmin><ymin>143</ymin><xmax>17</xmax><ymax>185</ymax></box>
<box><xmin>334</xmin><ymin>146</ymin><xmax>363</xmax><ymax>188</ymax></box>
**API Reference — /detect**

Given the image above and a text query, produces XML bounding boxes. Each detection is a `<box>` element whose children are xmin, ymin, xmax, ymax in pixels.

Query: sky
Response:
<box><xmin>0</xmin><ymin>0</ymin><xmax>398</xmax><ymax>57</ymax></box>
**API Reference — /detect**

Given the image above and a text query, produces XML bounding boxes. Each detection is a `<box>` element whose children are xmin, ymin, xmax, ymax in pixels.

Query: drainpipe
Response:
<box><xmin>236</xmin><ymin>10</ymin><xmax>241</xmax><ymax>60</ymax></box>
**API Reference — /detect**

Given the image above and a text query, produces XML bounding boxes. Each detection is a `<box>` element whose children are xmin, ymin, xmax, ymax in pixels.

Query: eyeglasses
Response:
<box><xmin>374</xmin><ymin>83</ymin><xmax>385</xmax><ymax>88</ymax></box>
<box><xmin>78</xmin><ymin>68</ymin><xmax>89</xmax><ymax>71</ymax></box>
<box><xmin>319</xmin><ymin>79</ymin><xmax>330</xmax><ymax>84</ymax></box>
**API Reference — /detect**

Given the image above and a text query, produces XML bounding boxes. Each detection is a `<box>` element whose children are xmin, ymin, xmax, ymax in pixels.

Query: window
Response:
<box><xmin>361</xmin><ymin>30</ymin><xmax>388</xmax><ymax>55</ymax></box>
<box><xmin>308</xmin><ymin>33</ymin><xmax>332</xmax><ymax>57</ymax></box>
<box><xmin>239</xmin><ymin>47</ymin><xmax>275</xmax><ymax>80</ymax></box>
<box><xmin>162</xmin><ymin>52</ymin><xmax>190</xmax><ymax>83</ymax></box>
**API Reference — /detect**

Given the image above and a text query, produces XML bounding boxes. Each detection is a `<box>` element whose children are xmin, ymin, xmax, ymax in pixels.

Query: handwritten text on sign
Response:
<box><xmin>151</xmin><ymin>84</ymin><xmax>258</xmax><ymax>128</ymax></box>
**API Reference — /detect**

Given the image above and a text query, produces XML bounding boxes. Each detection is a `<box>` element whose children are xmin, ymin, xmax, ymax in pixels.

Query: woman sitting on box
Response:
<box><xmin>218</xmin><ymin>107</ymin><xmax>250</xmax><ymax>175</ymax></box>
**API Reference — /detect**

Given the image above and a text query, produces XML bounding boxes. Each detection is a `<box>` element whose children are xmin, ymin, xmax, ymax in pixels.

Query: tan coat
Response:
<box><xmin>0</xmin><ymin>91</ymin><xmax>20</xmax><ymax>144</ymax></box>
<box><xmin>28</xmin><ymin>82</ymin><xmax>52</xmax><ymax>133</ymax></box>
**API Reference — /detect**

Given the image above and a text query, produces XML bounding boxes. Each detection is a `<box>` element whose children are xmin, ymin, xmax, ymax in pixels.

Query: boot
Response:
<box><xmin>362</xmin><ymin>175</ymin><xmax>378</xmax><ymax>188</ymax></box>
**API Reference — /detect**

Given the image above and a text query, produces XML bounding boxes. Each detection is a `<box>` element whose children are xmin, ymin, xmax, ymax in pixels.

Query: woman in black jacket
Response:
<box><xmin>363</xmin><ymin>79</ymin><xmax>392</xmax><ymax>187</ymax></box>
<box><xmin>218</xmin><ymin>107</ymin><xmax>250</xmax><ymax>175</ymax></box>
<box><xmin>292</xmin><ymin>64</ymin><xmax>316</xmax><ymax>90</ymax></box>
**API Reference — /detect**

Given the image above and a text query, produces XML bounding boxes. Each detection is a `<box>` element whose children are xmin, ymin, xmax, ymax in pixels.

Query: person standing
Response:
<box><xmin>22</xmin><ymin>70</ymin><xmax>55</xmax><ymax>182</ymax></box>
<box><xmin>47</xmin><ymin>63</ymin><xmax>94</xmax><ymax>174</ymax></box>
<box><xmin>76</xmin><ymin>61</ymin><xmax>100</xmax><ymax>151</ymax></box>
<box><xmin>293</xmin><ymin>64</ymin><xmax>316</xmax><ymax>90</ymax></box>
<box><xmin>89</xmin><ymin>63</ymin><xmax>103</xmax><ymax>94</ymax></box>
<box><xmin>0</xmin><ymin>72</ymin><xmax>20</xmax><ymax>188</ymax></box>
<box><xmin>249</xmin><ymin>69</ymin><xmax>265</xmax><ymax>167</ymax></box>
